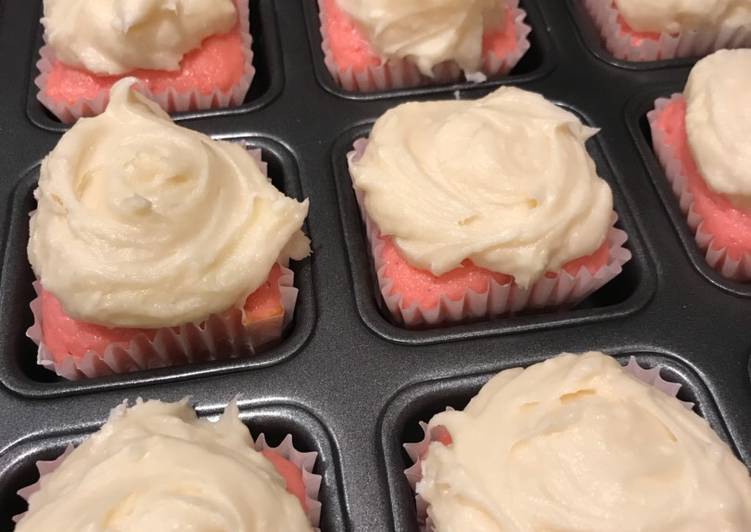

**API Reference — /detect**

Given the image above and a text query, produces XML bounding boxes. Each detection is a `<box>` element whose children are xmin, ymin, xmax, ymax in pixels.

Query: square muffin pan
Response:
<box><xmin>1</xmin><ymin>1</ymin><xmax>750</xmax><ymax>530</ymax></box>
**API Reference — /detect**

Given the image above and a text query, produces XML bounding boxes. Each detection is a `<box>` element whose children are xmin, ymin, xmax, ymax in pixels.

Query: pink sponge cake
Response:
<box><xmin>26</xmin><ymin>79</ymin><xmax>310</xmax><ymax>379</ymax></box>
<box><xmin>649</xmin><ymin>49</ymin><xmax>751</xmax><ymax>281</ymax></box>
<box><xmin>583</xmin><ymin>0</ymin><xmax>751</xmax><ymax>61</ymax></box>
<box><xmin>349</xmin><ymin>87</ymin><xmax>631</xmax><ymax>327</ymax></box>
<box><xmin>376</xmin><ymin>235</ymin><xmax>610</xmax><ymax>313</ymax></box>
<box><xmin>37</xmin><ymin>0</ymin><xmax>254</xmax><ymax>123</ymax></box>
<box><xmin>38</xmin><ymin>263</ymin><xmax>286</xmax><ymax>367</ymax></box>
<box><xmin>319</xmin><ymin>0</ymin><xmax>531</xmax><ymax>92</ymax></box>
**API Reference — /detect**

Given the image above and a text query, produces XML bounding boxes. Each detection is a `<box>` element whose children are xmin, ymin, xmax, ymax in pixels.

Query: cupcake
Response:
<box><xmin>37</xmin><ymin>0</ymin><xmax>254</xmax><ymax>123</ymax></box>
<box><xmin>319</xmin><ymin>0</ymin><xmax>531</xmax><ymax>92</ymax></box>
<box><xmin>26</xmin><ymin>77</ymin><xmax>310</xmax><ymax>379</ymax></box>
<box><xmin>583</xmin><ymin>0</ymin><xmax>751</xmax><ymax>61</ymax></box>
<box><xmin>404</xmin><ymin>351</ymin><xmax>751</xmax><ymax>531</ymax></box>
<box><xmin>347</xmin><ymin>86</ymin><xmax>631</xmax><ymax>327</ymax></box>
<box><xmin>648</xmin><ymin>49</ymin><xmax>751</xmax><ymax>281</ymax></box>
<box><xmin>14</xmin><ymin>399</ymin><xmax>320</xmax><ymax>531</ymax></box>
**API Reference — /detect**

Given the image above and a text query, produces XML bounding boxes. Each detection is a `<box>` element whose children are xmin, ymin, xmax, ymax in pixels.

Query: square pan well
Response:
<box><xmin>301</xmin><ymin>0</ymin><xmax>556</xmax><ymax>101</ymax></box>
<box><xmin>379</xmin><ymin>351</ymin><xmax>740</xmax><ymax>531</ymax></box>
<box><xmin>0</xmin><ymin>137</ymin><xmax>316</xmax><ymax>398</ymax></box>
<box><xmin>330</xmin><ymin>106</ymin><xmax>656</xmax><ymax>346</ymax></box>
<box><xmin>25</xmin><ymin>0</ymin><xmax>285</xmax><ymax>132</ymax></box>
<box><xmin>625</xmin><ymin>85</ymin><xmax>751</xmax><ymax>298</ymax></box>
<box><xmin>565</xmin><ymin>0</ymin><xmax>697</xmax><ymax>71</ymax></box>
<box><xmin>0</xmin><ymin>403</ymin><xmax>348</xmax><ymax>531</ymax></box>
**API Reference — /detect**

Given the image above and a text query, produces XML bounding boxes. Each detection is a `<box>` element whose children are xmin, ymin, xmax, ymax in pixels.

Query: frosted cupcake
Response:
<box><xmin>405</xmin><ymin>351</ymin><xmax>751</xmax><ymax>531</ymax></box>
<box><xmin>37</xmin><ymin>0</ymin><xmax>254</xmax><ymax>123</ymax></box>
<box><xmin>348</xmin><ymin>86</ymin><xmax>631</xmax><ymax>327</ymax></box>
<box><xmin>14</xmin><ymin>399</ymin><xmax>320</xmax><ymax>531</ymax></box>
<box><xmin>583</xmin><ymin>0</ymin><xmax>751</xmax><ymax>61</ymax></box>
<box><xmin>26</xmin><ymin>78</ymin><xmax>309</xmax><ymax>379</ymax></box>
<box><xmin>648</xmin><ymin>49</ymin><xmax>751</xmax><ymax>280</ymax></box>
<box><xmin>319</xmin><ymin>0</ymin><xmax>531</xmax><ymax>92</ymax></box>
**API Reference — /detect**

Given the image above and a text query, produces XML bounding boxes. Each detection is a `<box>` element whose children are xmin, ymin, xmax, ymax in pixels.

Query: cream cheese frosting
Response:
<box><xmin>684</xmin><ymin>49</ymin><xmax>751</xmax><ymax>208</ymax></box>
<box><xmin>334</xmin><ymin>0</ymin><xmax>506</xmax><ymax>77</ymax></box>
<box><xmin>417</xmin><ymin>351</ymin><xmax>751</xmax><ymax>532</ymax></box>
<box><xmin>614</xmin><ymin>0</ymin><xmax>751</xmax><ymax>33</ymax></box>
<box><xmin>349</xmin><ymin>87</ymin><xmax>613</xmax><ymax>288</ymax></box>
<box><xmin>15</xmin><ymin>400</ymin><xmax>312</xmax><ymax>532</ymax></box>
<box><xmin>41</xmin><ymin>0</ymin><xmax>237</xmax><ymax>75</ymax></box>
<box><xmin>28</xmin><ymin>78</ymin><xmax>309</xmax><ymax>329</ymax></box>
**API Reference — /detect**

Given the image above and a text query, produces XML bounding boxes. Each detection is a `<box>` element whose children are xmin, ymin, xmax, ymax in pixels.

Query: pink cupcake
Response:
<box><xmin>14</xmin><ymin>399</ymin><xmax>321</xmax><ymax>531</ymax></box>
<box><xmin>36</xmin><ymin>0</ymin><xmax>254</xmax><ymax>123</ymax></box>
<box><xmin>648</xmin><ymin>49</ymin><xmax>751</xmax><ymax>280</ymax></box>
<box><xmin>318</xmin><ymin>0</ymin><xmax>531</xmax><ymax>92</ymax></box>
<box><xmin>26</xmin><ymin>78</ymin><xmax>310</xmax><ymax>379</ymax></box>
<box><xmin>583</xmin><ymin>0</ymin><xmax>751</xmax><ymax>61</ymax></box>
<box><xmin>348</xmin><ymin>86</ymin><xmax>631</xmax><ymax>327</ymax></box>
<box><xmin>404</xmin><ymin>351</ymin><xmax>751</xmax><ymax>531</ymax></box>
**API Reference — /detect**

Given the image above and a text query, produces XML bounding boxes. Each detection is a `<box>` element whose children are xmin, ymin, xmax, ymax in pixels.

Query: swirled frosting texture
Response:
<box><xmin>684</xmin><ymin>49</ymin><xmax>751</xmax><ymax>207</ymax></box>
<box><xmin>614</xmin><ymin>0</ymin><xmax>751</xmax><ymax>33</ymax></box>
<box><xmin>418</xmin><ymin>351</ymin><xmax>751</xmax><ymax>532</ymax></box>
<box><xmin>15</xmin><ymin>400</ymin><xmax>312</xmax><ymax>532</ymax></box>
<box><xmin>334</xmin><ymin>0</ymin><xmax>506</xmax><ymax>76</ymax></box>
<box><xmin>42</xmin><ymin>0</ymin><xmax>237</xmax><ymax>75</ymax></box>
<box><xmin>28</xmin><ymin>78</ymin><xmax>309</xmax><ymax>328</ymax></box>
<box><xmin>349</xmin><ymin>87</ymin><xmax>613</xmax><ymax>287</ymax></box>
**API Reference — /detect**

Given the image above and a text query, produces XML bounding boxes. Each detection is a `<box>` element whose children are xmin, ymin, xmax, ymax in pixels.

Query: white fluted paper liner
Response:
<box><xmin>35</xmin><ymin>0</ymin><xmax>254</xmax><ymax>124</ymax></box>
<box><xmin>583</xmin><ymin>0</ymin><xmax>751</xmax><ymax>62</ymax></box>
<box><xmin>348</xmin><ymin>139</ymin><xmax>631</xmax><ymax>327</ymax></box>
<box><xmin>402</xmin><ymin>357</ymin><xmax>691</xmax><ymax>531</ymax></box>
<box><xmin>648</xmin><ymin>95</ymin><xmax>751</xmax><ymax>281</ymax></box>
<box><xmin>12</xmin><ymin>446</ymin><xmax>73</xmax><ymax>524</ymax></box>
<box><xmin>13</xmin><ymin>434</ymin><xmax>321</xmax><ymax>529</ymax></box>
<box><xmin>319</xmin><ymin>0</ymin><xmax>531</xmax><ymax>92</ymax></box>
<box><xmin>254</xmin><ymin>433</ymin><xmax>323</xmax><ymax>529</ymax></box>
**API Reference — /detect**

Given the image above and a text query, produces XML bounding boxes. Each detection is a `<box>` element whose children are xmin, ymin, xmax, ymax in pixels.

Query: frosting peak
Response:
<box><xmin>15</xmin><ymin>400</ymin><xmax>313</xmax><ymax>532</ymax></box>
<box><xmin>42</xmin><ymin>0</ymin><xmax>237</xmax><ymax>75</ymax></box>
<box><xmin>349</xmin><ymin>87</ymin><xmax>613</xmax><ymax>287</ymax></box>
<box><xmin>28</xmin><ymin>78</ymin><xmax>309</xmax><ymax>328</ymax></box>
<box><xmin>684</xmin><ymin>49</ymin><xmax>751</xmax><ymax>208</ymax></box>
<box><xmin>418</xmin><ymin>352</ymin><xmax>751</xmax><ymax>532</ymax></box>
<box><xmin>334</xmin><ymin>0</ymin><xmax>506</xmax><ymax>76</ymax></box>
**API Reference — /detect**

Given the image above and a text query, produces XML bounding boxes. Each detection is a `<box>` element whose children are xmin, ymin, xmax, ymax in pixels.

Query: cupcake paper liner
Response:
<box><xmin>583</xmin><ymin>0</ymin><xmax>751</xmax><ymax>62</ymax></box>
<box><xmin>13</xmin><ymin>420</ymin><xmax>322</xmax><ymax>528</ymax></box>
<box><xmin>254</xmin><ymin>433</ymin><xmax>323</xmax><ymax>529</ymax></box>
<box><xmin>349</xmin><ymin>139</ymin><xmax>632</xmax><ymax>327</ymax></box>
<box><xmin>35</xmin><ymin>0</ymin><xmax>255</xmax><ymax>124</ymax></box>
<box><xmin>648</xmin><ymin>95</ymin><xmax>751</xmax><ymax>281</ymax></box>
<box><xmin>26</xmin><ymin>148</ymin><xmax>299</xmax><ymax>380</ymax></box>
<box><xmin>319</xmin><ymin>0</ymin><xmax>531</xmax><ymax>92</ymax></box>
<box><xmin>402</xmin><ymin>357</ymin><xmax>691</xmax><ymax>531</ymax></box>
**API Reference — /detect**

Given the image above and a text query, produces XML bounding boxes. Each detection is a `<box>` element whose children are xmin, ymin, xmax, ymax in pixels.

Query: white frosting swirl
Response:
<box><xmin>41</xmin><ymin>0</ymin><xmax>237</xmax><ymax>75</ymax></box>
<box><xmin>28</xmin><ymin>78</ymin><xmax>309</xmax><ymax>328</ymax></box>
<box><xmin>614</xmin><ymin>0</ymin><xmax>751</xmax><ymax>33</ymax></box>
<box><xmin>15</xmin><ymin>400</ymin><xmax>312</xmax><ymax>532</ymax></box>
<box><xmin>685</xmin><ymin>49</ymin><xmax>751</xmax><ymax>208</ymax></box>
<box><xmin>334</xmin><ymin>0</ymin><xmax>506</xmax><ymax>76</ymax></box>
<box><xmin>349</xmin><ymin>87</ymin><xmax>613</xmax><ymax>288</ymax></box>
<box><xmin>418</xmin><ymin>351</ymin><xmax>751</xmax><ymax>532</ymax></box>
